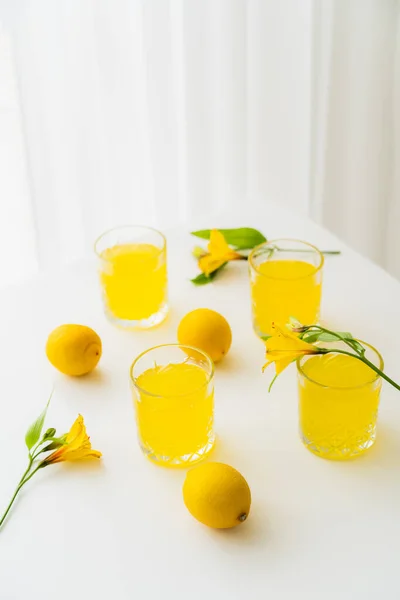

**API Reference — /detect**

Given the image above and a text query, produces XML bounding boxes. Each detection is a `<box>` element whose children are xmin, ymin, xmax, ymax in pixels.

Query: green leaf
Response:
<box><xmin>191</xmin><ymin>228</ymin><xmax>267</xmax><ymax>250</ymax></box>
<box><xmin>190</xmin><ymin>263</ymin><xmax>228</xmax><ymax>285</ymax></box>
<box><xmin>318</xmin><ymin>331</ymin><xmax>353</xmax><ymax>342</ymax></box>
<box><xmin>25</xmin><ymin>391</ymin><xmax>53</xmax><ymax>451</ymax></box>
<box><xmin>302</xmin><ymin>330</ymin><xmax>353</xmax><ymax>344</ymax></box>
<box><xmin>300</xmin><ymin>331</ymin><xmax>321</xmax><ymax>343</ymax></box>
<box><xmin>301</xmin><ymin>329</ymin><xmax>367</xmax><ymax>356</ymax></box>
<box><xmin>191</xmin><ymin>273</ymin><xmax>213</xmax><ymax>285</ymax></box>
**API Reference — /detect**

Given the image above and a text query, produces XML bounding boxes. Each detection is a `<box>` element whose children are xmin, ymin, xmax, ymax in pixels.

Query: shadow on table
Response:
<box><xmin>58</xmin><ymin>458</ymin><xmax>104</xmax><ymax>474</ymax></box>
<box><xmin>202</xmin><ymin>504</ymin><xmax>271</xmax><ymax>552</ymax></box>
<box><xmin>363</xmin><ymin>424</ymin><xmax>400</xmax><ymax>469</ymax></box>
<box><xmin>213</xmin><ymin>352</ymin><xmax>244</xmax><ymax>374</ymax></box>
<box><xmin>318</xmin><ymin>424</ymin><xmax>400</xmax><ymax>472</ymax></box>
<box><xmin>80</xmin><ymin>367</ymin><xmax>109</xmax><ymax>385</ymax></box>
<box><xmin>213</xmin><ymin>346</ymin><xmax>264</xmax><ymax>375</ymax></box>
<box><xmin>54</xmin><ymin>366</ymin><xmax>110</xmax><ymax>388</ymax></box>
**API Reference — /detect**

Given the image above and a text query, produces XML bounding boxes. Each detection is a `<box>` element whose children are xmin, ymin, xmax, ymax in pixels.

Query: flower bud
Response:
<box><xmin>192</xmin><ymin>246</ymin><xmax>207</xmax><ymax>259</ymax></box>
<box><xmin>43</xmin><ymin>428</ymin><xmax>56</xmax><ymax>439</ymax></box>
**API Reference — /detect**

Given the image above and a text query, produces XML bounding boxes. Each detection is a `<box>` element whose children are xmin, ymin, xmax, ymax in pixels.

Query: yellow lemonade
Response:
<box><xmin>250</xmin><ymin>259</ymin><xmax>322</xmax><ymax>337</ymax></box>
<box><xmin>298</xmin><ymin>353</ymin><xmax>382</xmax><ymax>460</ymax></box>
<box><xmin>133</xmin><ymin>362</ymin><xmax>214</xmax><ymax>466</ymax></box>
<box><xmin>99</xmin><ymin>243</ymin><xmax>167</xmax><ymax>325</ymax></box>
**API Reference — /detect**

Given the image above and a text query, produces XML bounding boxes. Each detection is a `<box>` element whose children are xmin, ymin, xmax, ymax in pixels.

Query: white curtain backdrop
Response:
<box><xmin>0</xmin><ymin>0</ymin><xmax>399</xmax><ymax>285</ymax></box>
<box><xmin>312</xmin><ymin>0</ymin><xmax>400</xmax><ymax>276</ymax></box>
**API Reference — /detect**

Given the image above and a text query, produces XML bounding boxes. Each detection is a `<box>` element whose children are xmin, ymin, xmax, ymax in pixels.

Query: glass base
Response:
<box><xmin>140</xmin><ymin>434</ymin><xmax>215</xmax><ymax>468</ymax></box>
<box><xmin>301</xmin><ymin>427</ymin><xmax>376</xmax><ymax>461</ymax></box>
<box><xmin>105</xmin><ymin>302</ymin><xmax>168</xmax><ymax>330</ymax></box>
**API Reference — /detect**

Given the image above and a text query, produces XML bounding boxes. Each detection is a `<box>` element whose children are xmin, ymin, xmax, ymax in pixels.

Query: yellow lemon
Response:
<box><xmin>46</xmin><ymin>324</ymin><xmax>102</xmax><ymax>376</ymax></box>
<box><xmin>183</xmin><ymin>462</ymin><xmax>251</xmax><ymax>529</ymax></box>
<box><xmin>177</xmin><ymin>308</ymin><xmax>232</xmax><ymax>363</ymax></box>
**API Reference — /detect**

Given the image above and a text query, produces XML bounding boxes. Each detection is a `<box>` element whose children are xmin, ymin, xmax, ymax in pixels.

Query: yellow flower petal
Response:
<box><xmin>208</xmin><ymin>230</ymin><xmax>241</xmax><ymax>260</ymax></box>
<box><xmin>198</xmin><ymin>230</ymin><xmax>242</xmax><ymax>276</ymax></box>
<box><xmin>263</xmin><ymin>323</ymin><xmax>318</xmax><ymax>376</ymax></box>
<box><xmin>198</xmin><ymin>255</ymin><xmax>227</xmax><ymax>276</ymax></box>
<box><xmin>267</xmin><ymin>324</ymin><xmax>316</xmax><ymax>352</ymax></box>
<box><xmin>55</xmin><ymin>447</ymin><xmax>102</xmax><ymax>463</ymax></box>
<box><xmin>263</xmin><ymin>354</ymin><xmax>299</xmax><ymax>375</ymax></box>
<box><xmin>65</xmin><ymin>415</ymin><xmax>88</xmax><ymax>450</ymax></box>
<box><xmin>42</xmin><ymin>415</ymin><xmax>101</xmax><ymax>465</ymax></box>
<box><xmin>208</xmin><ymin>230</ymin><xmax>231</xmax><ymax>256</ymax></box>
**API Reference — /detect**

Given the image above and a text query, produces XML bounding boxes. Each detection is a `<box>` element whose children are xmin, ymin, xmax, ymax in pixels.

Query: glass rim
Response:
<box><xmin>248</xmin><ymin>238</ymin><xmax>324</xmax><ymax>280</ymax></box>
<box><xmin>94</xmin><ymin>225</ymin><xmax>166</xmax><ymax>258</ymax></box>
<box><xmin>130</xmin><ymin>343</ymin><xmax>215</xmax><ymax>398</ymax></box>
<box><xmin>296</xmin><ymin>340</ymin><xmax>384</xmax><ymax>390</ymax></box>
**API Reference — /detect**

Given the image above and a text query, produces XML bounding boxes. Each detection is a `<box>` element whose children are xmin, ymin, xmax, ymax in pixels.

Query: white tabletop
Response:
<box><xmin>1</xmin><ymin>206</ymin><xmax>400</xmax><ymax>600</ymax></box>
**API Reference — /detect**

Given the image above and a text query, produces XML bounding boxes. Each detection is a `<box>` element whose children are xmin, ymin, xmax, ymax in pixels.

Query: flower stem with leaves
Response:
<box><xmin>263</xmin><ymin>321</ymin><xmax>400</xmax><ymax>392</ymax></box>
<box><xmin>295</xmin><ymin>323</ymin><xmax>400</xmax><ymax>391</ymax></box>
<box><xmin>191</xmin><ymin>228</ymin><xmax>341</xmax><ymax>285</ymax></box>
<box><xmin>0</xmin><ymin>394</ymin><xmax>101</xmax><ymax>531</ymax></box>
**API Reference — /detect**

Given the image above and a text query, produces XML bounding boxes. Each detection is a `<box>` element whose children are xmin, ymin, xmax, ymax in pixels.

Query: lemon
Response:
<box><xmin>46</xmin><ymin>324</ymin><xmax>102</xmax><ymax>376</ymax></box>
<box><xmin>183</xmin><ymin>462</ymin><xmax>251</xmax><ymax>529</ymax></box>
<box><xmin>177</xmin><ymin>308</ymin><xmax>232</xmax><ymax>363</ymax></box>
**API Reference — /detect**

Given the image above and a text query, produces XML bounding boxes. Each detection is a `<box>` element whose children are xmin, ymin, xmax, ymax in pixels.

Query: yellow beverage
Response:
<box><xmin>95</xmin><ymin>226</ymin><xmax>168</xmax><ymax>328</ymax></box>
<box><xmin>249</xmin><ymin>240</ymin><xmax>323</xmax><ymax>338</ymax></box>
<box><xmin>131</xmin><ymin>345</ymin><xmax>215</xmax><ymax>467</ymax></box>
<box><xmin>298</xmin><ymin>351</ymin><xmax>382</xmax><ymax>460</ymax></box>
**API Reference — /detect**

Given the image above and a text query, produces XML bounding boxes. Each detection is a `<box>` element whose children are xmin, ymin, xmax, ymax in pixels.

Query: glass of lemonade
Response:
<box><xmin>95</xmin><ymin>226</ymin><xmax>168</xmax><ymax>329</ymax></box>
<box><xmin>130</xmin><ymin>344</ymin><xmax>215</xmax><ymax>467</ymax></box>
<box><xmin>297</xmin><ymin>341</ymin><xmax>383</xmax><ymax>460</ymax></box>
<box><xmin>249</xmin><ymin>239</ymin><xmax>323</xmax><ymax>338</ymax></box>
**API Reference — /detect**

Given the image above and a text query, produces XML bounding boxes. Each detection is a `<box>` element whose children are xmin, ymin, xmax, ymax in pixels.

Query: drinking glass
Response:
<box><xmin>130</xmin><ymin>344</ymin><xmax>215</xmax><ymax>467</ymax></box>
<box><xmin>249</xmin><ymin>239</ymin><xmax>323</xmax><ymax>338</ymax></box>
<box><xmin>95</xmin><ymin>226</ymin><xmax>168</xmax><ymax>329</ymax></box>
<box><xmin>297</xmin><ymin>341</ymin><xmax>383</xmax><ymax>460</ymax></box>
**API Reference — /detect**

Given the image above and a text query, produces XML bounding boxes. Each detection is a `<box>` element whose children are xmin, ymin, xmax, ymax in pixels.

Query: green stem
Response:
<box><xmin>22</xmin><ymin>456</ymin><xmax>34</xmax><ymax>480</ymax></box>
<box><xmin>298</xmin><ymin>324</ymin><xmax>399</xmax><ymax>391</ymax></box>
<box><xmin>305</xmin><ymin>325</ymin><xmax>364</xmax><ymax>356</ymax></box>
<box><xmin>322</xmin><ymin>348</ymin><xmax>400</xmax><ymax>392</ymax></box>
<box><xmin>274</xmin><ymin>247</ymin><xmax>341</xmax><ymax>255</ymax></box>
<box><xmin>241</xmin><ymin>248</ymin><xmax>341</xmax><ymax>259</ymax></box>
<box><xmin>0</xmin><ymin>461</ymin><xmax>42</xmax><ymax>529</ymax></box>
<box><xmin>268</xmin><ymin>372</ymin><xmax>279</xmax><ymax>393</ymax></box>
<box><xmin>31</xmin><ymin>448</ymin><xmax>46</xmax><ymax>461</ymax></box>
<box><xmin>18</xmin><ymin>464</ymin><xmax>43</xmax><ymax>486</ymax></box>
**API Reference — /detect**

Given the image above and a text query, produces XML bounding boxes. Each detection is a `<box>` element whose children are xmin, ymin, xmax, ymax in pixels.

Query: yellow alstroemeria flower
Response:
<box><xmin>198</xmin><ymin>229</ymin><xmax>242</xmax><ymax>276</ymax></box>
<box><xmin>0</xmin><ymin>406</ymin><xmax>102</xmax><ymax>530</ymax></box>
<box><xmin>263</xmin><ymin>324</ymin><xmax>319</xmax><ymax>375</ymax></box>
<box><xmin>42</xmin><ymin>415</ymin><xmax>102</xmax><ymax>465</ymax></box>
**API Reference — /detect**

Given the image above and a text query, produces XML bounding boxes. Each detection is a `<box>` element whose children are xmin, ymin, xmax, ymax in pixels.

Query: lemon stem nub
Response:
<box><xmin>238</xmin><ymin>513</ymin><xmax>247</xmax><ymax>522</ymax></box>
